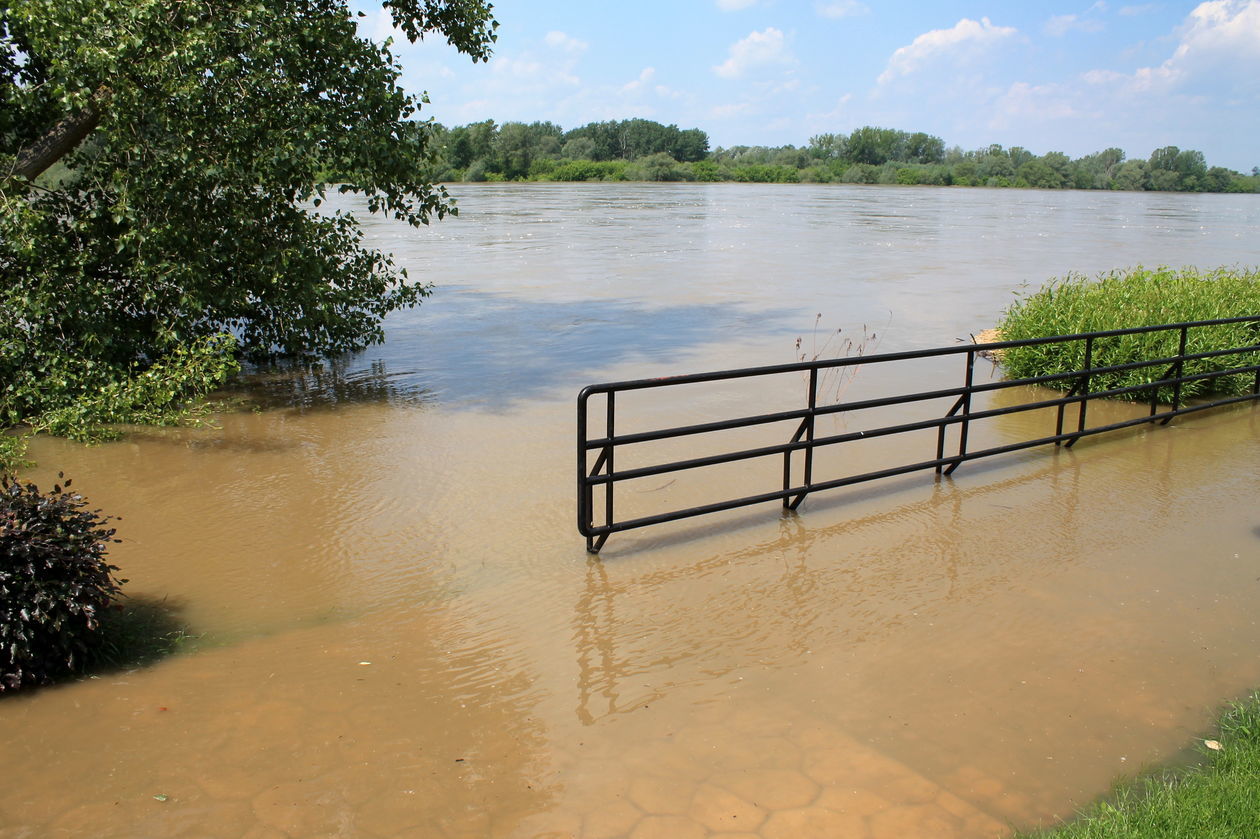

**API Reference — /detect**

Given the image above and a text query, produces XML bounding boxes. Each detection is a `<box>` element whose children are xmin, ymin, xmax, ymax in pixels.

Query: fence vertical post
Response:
<box><xmin>1066</xmin><ymin>336</ymin><xmax>1093</xmax><ymax>448</ymax></box>
<box><xmin>944</xmin><ymin>350</ymin><xmax>974</xmax><ymax>476</ymax></box>
<box><xmin>578</xmin><ymin>390</ymin><xmax>589</xmax><ymax>540</ymax></box>
<box><xmin>1162</xmin><ymin>325</ymin><xmax>1188</xmax><ymax>425</ymax></box>
<box><xmin>802</xmin><ymin>367</ymin><xmax>817</xmax><ymax>491</ymax></box>
<box><xmin>786</xmin><ymin>367</ymin><xmax>818</xmax><ymax>511</ymax></box>
<box><xmin>604</xmin><ymin>391</ymin><xmax>615</xmax><ymax>538</ymax></box>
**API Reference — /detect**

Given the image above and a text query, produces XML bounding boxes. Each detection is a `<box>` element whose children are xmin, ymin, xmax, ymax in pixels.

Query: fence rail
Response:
<box><xmin>578</xmin><ymin>316</ymin><xmax>1260</xmax><ymax>553</ymax></box>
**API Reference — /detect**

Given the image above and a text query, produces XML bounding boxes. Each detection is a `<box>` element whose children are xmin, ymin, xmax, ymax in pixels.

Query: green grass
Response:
<box><xmin>1019</xmin><ymin>693</ymin><xmax>1260</xmax><ymax>838</ymax></box>
<box><xmin>996</xmin><ymin>266</ymin><xmax>1260</xmax><ymax>403</ymax></box>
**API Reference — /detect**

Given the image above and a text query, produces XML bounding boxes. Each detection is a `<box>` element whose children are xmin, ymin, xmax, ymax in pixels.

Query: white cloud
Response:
<box><xmin>877</xmin><ymin>17</ymin><xmax>1018</xmax><ymax>85</ymax></box>
<box><xmin>805</xmin><ymin>93</ymin><xmax>854</xmax><ymax>126</ymax></box>
<box><xmin>716</xmin><ymin>0</ymin><xmax>758</xmax><ymax>9</ymax></box>
<box><xmin>1088</xmin><ymin>0</ymin><xmax>1260</xmax><ymax>92</ymax></box>
<box><xmin>1045</xmin><ymin>13</ymin><xmax>1105</xmax><ymax>36</ymax></box>
<box><xmin>621</xmin><ymin>67</ymin><xmax>656</xmax><ymax>93</ymax></box>
<box><xmin>544</xmin><ymin>31</ymin><xmax>588</xmax><ymax>53</ymax></box>
<box><xmin>491</xmin><ymin>54</ymin><xmax>580</xmax><ymax>87</ymax></box>
<box><xmin>1119</xmin><ymin>3</ymin><xmax>1158</xmax><ymax>15</ymax></box>
<box><xmin>711</xmin><ymin>102</ymin><xmax>754</xmax><ymax>118</ymax></box>
<box><xmin>713</xmin><ymin>27</ymin><xmax>795</xmax><ymax>79</ymax></box>
<box><xmin>1177</xmin><ymin>0</ymin><xmax>1260</xmax><ymax>62</ymax></box>
<box><xmin>989</xmin><ymin>82</ymin><xmax>1087</xmax><ymax>130</ymax></box>
<box><xmin>815</xmin><ymin>1</ymin><xmax>869</xmax><ymax>18</ymax></box>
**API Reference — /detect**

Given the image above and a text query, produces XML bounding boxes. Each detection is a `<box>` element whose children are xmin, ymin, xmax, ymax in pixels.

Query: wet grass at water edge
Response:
<box><xmin>1019</xmin><ymin>692</ymin><xmax>1260</xmax><ymax>838</ymax></box>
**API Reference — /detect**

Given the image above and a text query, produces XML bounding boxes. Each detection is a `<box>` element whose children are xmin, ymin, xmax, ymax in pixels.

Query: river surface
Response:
<box><xmin>4</xmin><ymin>184</ymin><xmax>1260</xmax><ymax>838</ymax></box>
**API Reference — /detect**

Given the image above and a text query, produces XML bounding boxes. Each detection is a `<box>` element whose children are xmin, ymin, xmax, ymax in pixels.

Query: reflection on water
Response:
<box><xmin>234</xmin><ymin>358</ymin><xmax>436</xmax><ymax>413</ymax></box>
<box><xmin>3</xmin><ymin>185</ymin><xmax>1259</xmax><ymax>838</ymax></box>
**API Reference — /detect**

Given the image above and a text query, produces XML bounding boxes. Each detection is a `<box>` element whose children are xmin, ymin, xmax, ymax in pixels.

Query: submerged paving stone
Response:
<box><xmin>628</xmin><ymin>814</ymin><xmax>708</xmax><ymax>839</ymax></box>
<box><xmin>880</xmin><ymin>771</ymin><xmax>946</xmax><ymax>805</ymax></box>
<box><xmin>689</xmin><ymin>782</ymin><xmax>767</xmax><ymax>832</ymax></box>
<box><xmin>494</xmin><ymin>808</ymin><xmax>583</xmax><ymax>839</ymax></box>
<box><xmin>581</xmin><ymin>798</ymin><xmax>643</xmax><ymax>839</ymax></box>
<box><xmin>628</xmin><ymin>775</ymin><xmax>695</xmax><ymax>815</ymax></box>
<box><xmin>868</xmin><ymin>802</ymin><xmax>966</xmax><ymax>839</ymax></box>
<box><xmin>761</xmin><ymin>805</ymin><xmax>868</xmax><ymax>839</ymax></box>
<box><xmin>814</xmin><ymin>786</ymin><xmax>893</xmax><ymax>817</ymax></box>
<box><xmin>710</xmin><ymin>768</ymin><xmax>819</xmax><ymax>811</ymax></box>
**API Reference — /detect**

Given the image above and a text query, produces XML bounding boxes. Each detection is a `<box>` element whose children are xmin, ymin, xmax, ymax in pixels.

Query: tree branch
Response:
<box><xmin>10</xmin><ymin>87</ymin><xmax>110</xmax><ymax>182</ymax></box>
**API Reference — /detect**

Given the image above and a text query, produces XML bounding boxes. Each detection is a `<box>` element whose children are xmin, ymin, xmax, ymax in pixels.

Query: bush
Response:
<box><xmin>1</xmin><ymin>474</ymin><xmax>123</xmax><ymax>691</ymax></box>
<box><xmin>544</xmin><ymin>160</ymin><xmax>629</xmax><ymax>182</ymax></box>
<box><xmin>0</xmin><ymin>434</ymin><xmax>27</xmax><ymax>473</ymax></box>
<box><xmin>997</xmin><ymin>266</ymin><xmax>1260</xmax><ymax>403</ymax></box>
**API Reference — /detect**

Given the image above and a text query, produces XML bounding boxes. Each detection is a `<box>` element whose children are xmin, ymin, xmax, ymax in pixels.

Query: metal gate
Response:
<box><xmin>578</xmin><ymin>316</ymin><xmax>1260</xmax><ymax>552</ymax></box>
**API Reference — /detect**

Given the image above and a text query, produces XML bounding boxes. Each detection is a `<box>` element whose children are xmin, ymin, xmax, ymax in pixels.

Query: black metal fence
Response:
<box><xmin>578</xmin><ymin>316</ymin><xmax>1260</xmax><ymax>553</ymax></box>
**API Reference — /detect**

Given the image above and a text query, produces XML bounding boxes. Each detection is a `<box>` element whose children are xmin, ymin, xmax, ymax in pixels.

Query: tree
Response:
<box><xmin>905</xmin><ymin>132</ymin><xmax>945</xmax><ymax>164</ymax></box>
<box><xmin>671</xmin><ymin>128</ymin><xmax>710</xmax><ymax>163</ymax></box>
<box><xmin>1112</xmin><ymin>159</ymin><xmax>1149</xmax><ymax>191</ymax></box>
<box><xmin>0</xmin><ymin>0</ymin><xmax>497</xmax><ymax>427</ymax></box>
<box><xmin>1017</xmin><ymin>158</ymin><xmax>1063</xmax><ymax>189</ymax></box>
<box><xmin>847</xmin><ymin>126</ymin><xmax>904</xmax><ymax>166</ymax></box>
<box><xmin>807</xmin><ymin>133</ymin><xmax>846</xmax><ymax>161</ymax></box>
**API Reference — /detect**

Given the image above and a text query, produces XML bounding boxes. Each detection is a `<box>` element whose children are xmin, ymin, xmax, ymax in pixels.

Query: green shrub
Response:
<box><xmin>730</xmin><ymin>164</ymin><xmax>799</xmax><ymax>183</ymax></box>
<box><xmin>997</xmin><ymin>266</ymin><xmax>1260</xmax><ymax>403</ymax></box>
<box><xmin>545</xmin><ymin>160</ymin><xmax>629</xmax><ymax>182</ymax></box>
<box><xmin>1</xmin><ymin>474</ymin><xmax>123</xmax><ymax>691</ymax></box>
<box><xmin>0</xmin><ymin>434</ymin><xmax>27</xmax><ymax>473</ymax></box>
<box><xmin>690</xmin><ymin>160</ymin><xmax>722</xmax><ymax>182</ymax></box>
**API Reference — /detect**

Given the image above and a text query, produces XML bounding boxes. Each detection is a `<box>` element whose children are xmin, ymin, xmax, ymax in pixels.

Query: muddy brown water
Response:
<box><xmin>3</xmin><ymin>184</ymin><xmax>1260</xmax><ymax>838</ymax></box>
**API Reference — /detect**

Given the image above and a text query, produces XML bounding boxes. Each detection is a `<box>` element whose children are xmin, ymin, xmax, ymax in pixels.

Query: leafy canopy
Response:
<box><xmin>0</xmin><ymin>0</ymin><xmax>496</xmax><ymax>427</ymax></box>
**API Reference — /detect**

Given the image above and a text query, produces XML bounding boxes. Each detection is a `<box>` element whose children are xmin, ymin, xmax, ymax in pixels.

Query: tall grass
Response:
<box><xmin>1019</xmin><ymin>692</ymin><xmax>1260</xmax><ymax>838</ymax></box>
<box><xmin>997</xmin><ymin>266</ymin><xmax>1260</xmax><ymax>403</ymax></box>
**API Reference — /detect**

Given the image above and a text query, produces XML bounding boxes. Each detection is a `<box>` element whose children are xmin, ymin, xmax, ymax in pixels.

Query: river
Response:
<box><xmin>3</xmin><ymin>183</ymin><xmax>1260</xmax><ymax>838</ymax></box>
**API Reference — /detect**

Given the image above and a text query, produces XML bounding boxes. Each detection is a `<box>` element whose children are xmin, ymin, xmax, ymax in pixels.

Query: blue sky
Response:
<box><xmin>366</xmin><ymin>1</ymin><xmax>1260</xmax><ymax>171</ymax></box>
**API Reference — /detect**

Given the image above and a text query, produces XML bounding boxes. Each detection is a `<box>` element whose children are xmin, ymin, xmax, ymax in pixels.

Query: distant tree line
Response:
<box><xmin>421</xmin><ymin>120</ymin><xmax>1259</xmax><ymax>194</ymax></box>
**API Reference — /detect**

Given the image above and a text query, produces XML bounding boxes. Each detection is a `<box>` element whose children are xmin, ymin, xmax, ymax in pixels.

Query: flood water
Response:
<box><xmin>4</xmin><ymin>184</ymin><xmax>1260</xmax><ymax>839</ymax></box>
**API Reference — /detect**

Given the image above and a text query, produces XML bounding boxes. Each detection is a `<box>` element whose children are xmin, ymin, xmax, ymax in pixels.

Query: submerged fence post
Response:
<box><xmin>1161</xmin><ymin>325</ymin><xmax>1189</xmax><ymax>425</ymax></box>
<box><xmin>579</xmin><ymin>389</ymin><xmax>612</xmax><ymax>554</ymax></box>
<box><xmin>943</xmin><ymin>350</ymin><xmax>975</xmax><ymax>476</ymax></box>
<box><xmin>1066</xmin><ymin>336</ymin><xmax>1094</xmax><ymax>448</ymax></box>
<box><xmin>788</xmin><ymin>367</ymin><xmax>818</xmax><ymax>511</ymax></box>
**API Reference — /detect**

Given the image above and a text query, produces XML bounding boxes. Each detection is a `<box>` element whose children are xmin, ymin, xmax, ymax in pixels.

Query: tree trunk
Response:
<box><xmin>10</xmin><ymin>87</ymin><xmax>109</xmax><ymax>182</ymax></box>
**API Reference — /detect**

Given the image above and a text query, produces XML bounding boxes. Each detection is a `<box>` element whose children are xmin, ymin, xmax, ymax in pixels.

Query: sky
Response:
<box><xmin>364</xmin><ymin>0</ymin><xmax>1260</xmax><ymax>171</ymax></box>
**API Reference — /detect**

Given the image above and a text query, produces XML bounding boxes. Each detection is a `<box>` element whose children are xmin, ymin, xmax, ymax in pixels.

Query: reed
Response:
<box><xmin>996</xmin><ymin>266</ymin><xmax>1260</xmax><ymax>403</ymax></box>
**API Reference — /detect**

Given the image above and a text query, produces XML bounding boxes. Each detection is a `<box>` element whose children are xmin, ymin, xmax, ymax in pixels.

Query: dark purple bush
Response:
<box><xmin>1</xmin><ymin>474</ymin><xmax>122</xmax><ymax>691</ymax></box>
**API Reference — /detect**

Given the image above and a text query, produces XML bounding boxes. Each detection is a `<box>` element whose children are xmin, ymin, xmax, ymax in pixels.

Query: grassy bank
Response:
<box><xmin>1019</xmin><ymin>692</ymin><xmax>1260</xmax><ymax>838</ymax></box>
<box><xmin>996</xmin><ymin>266</ymin><xmax>1260</xmax><ymax>403</ymax></box>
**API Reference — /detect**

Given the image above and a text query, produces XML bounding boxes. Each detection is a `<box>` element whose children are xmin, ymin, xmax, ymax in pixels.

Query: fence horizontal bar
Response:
<box><xmin>585</xmin><ymin>361</ymin><xmax>1260</xmax><ymax>487</ymax></box>
<box><xmin>579</xmin><ymin>390</ymin><xmax>1259</xmax><ymax>540</ymax></box>
<box><xmin>578</xmin><ymin>316</ymin><xmax>1260</xmax><ymax>397</ymax></box>
<box><xmin>584</xmin><ymin>346</ymin><xmax>1260</xmax><ymax>452</ymax></box>
<box><xmin>579</xmin><ymin>315</ymin><xmax>1260</xmax><ymax>550</ymax></box>
<box><xmin>584</xmin><ymin>405</ymin><xmax>810</xmax><ymax>449</ymax></box>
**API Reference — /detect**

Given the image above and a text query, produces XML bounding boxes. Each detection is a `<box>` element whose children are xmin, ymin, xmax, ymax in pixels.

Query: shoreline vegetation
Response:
<box><xmin>417</xmin><ymin>118</ymin><xmax>1260</xmax><ymax>194</ymax></box>
<box><xmin>994</xmin><ymin>266</ymin><xmax>1260</xmax><ymax>403</ymax></box>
